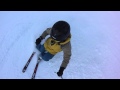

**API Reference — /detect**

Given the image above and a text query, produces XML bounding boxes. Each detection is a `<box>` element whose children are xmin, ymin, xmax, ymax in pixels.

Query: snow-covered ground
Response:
<box><xmin>0</xmin><ymin>11</ymin><xmax>120</xmax><ymax>79</ymax></box>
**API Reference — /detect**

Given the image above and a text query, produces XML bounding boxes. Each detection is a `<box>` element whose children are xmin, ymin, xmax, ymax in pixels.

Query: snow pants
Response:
<box><xmin>36</xmin><ymin>44</ymin><xmax>54</xmax><ymax>61</ymax></box>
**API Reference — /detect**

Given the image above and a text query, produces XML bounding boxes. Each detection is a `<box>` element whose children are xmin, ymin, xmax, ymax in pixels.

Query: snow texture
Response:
<box><xmin>0</xmin><ymin>11</ymin><xmax>120</xmax><ymax>79</ymax></box>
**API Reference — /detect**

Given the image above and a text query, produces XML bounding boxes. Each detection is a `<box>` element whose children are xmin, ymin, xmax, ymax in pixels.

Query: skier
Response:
<box><xmin>35</xmin><ymin>20</ymin><xmax>71</xmax><ymax>77</ymax></box>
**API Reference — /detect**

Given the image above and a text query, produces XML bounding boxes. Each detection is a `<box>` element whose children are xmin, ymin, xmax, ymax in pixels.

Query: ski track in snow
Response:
<box><xmin>0</xmin><ymin>11</ymin><xmax>120</xmax><ymax>79</ymax></box>
<box><xmin>0</xmin><ymin>22</ymin><xmax>33</xmax><ymax>75</ymax></box>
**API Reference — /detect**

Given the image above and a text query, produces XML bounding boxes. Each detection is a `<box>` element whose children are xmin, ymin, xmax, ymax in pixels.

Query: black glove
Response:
<box><xmin>35</xmin><ymin>36</ymin><xmax>43</xmax><ymax>45</ymax></box>
<box><xmin>57</xmin><ymin>67</ymin><xmax>65</xmax><ymax>77</ymax></box>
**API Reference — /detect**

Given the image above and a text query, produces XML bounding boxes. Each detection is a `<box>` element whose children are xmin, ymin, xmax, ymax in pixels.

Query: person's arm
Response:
<box><xmin>35</xmin><ymin>28</ymin><xmax>52</xmax><ymax>45</ymax></box>
<box><xmin>57</xmin><ymin>42</ymin><xmax>71</xmax><ymax>76</ymax></box>
<box><xmin>39</xmin><ymin>28</ymin><xmax>52</xmax><ymax>39</ymax></box>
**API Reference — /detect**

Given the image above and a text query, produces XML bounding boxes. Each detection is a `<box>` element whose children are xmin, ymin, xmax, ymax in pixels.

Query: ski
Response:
<box><xmin>22</xmin><ymin>52</ymin><xmax>36</xmax><ymax>73</ymax></box>
<box><xmin>31</xmin><ymin>57</ymin><xmax>42</xmax><ymax>79</ymax></box>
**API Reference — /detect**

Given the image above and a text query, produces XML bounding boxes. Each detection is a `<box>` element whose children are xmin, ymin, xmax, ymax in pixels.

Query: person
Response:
<box><xmin>35</xmin><ymin>20</ymin><xmax>71</xmax><ymax>77</ymax></box>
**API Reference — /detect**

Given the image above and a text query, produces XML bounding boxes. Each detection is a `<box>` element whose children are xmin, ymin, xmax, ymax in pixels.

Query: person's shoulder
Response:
<box><xmin>45</xmin><ymin>27</ymin><xmax>52</xmax><ymax>34</ymax></box>
<box><xmin>46</xmin><ymin>27</ymin><xmax>52</xmax><ymax>30</ymax></box>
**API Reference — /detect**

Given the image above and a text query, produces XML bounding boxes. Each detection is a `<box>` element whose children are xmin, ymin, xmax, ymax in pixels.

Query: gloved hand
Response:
<box><xmin>57</xmin><ymin>67</ymin><xmax>65</xmax><ymax>77</ymax></box>
<box><xmin>35</xmin><ymin>36</ymin><xmax>43</xmax><ymax>45</ymax></box>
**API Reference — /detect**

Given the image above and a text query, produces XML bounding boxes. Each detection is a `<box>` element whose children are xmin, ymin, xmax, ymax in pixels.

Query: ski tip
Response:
<box><xmin>33</xmin><ymin>52</ymin><xmax>36</xmax><ymax>54</ymax></box>
<box><xmin>22</xmin><ymin>69</ymin><xmax>25</xmax><ymax>73</ymax></box>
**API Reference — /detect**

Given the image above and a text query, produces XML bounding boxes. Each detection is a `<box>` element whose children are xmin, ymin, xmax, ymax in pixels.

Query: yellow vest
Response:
<box><xmin>44</xmin><ymin>36</ymin><xmax>71</xmax><ymax>55</ymax></box>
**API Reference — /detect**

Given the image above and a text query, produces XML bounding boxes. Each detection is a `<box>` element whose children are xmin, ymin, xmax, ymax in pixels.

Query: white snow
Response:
<box><xmin>0</xmin><ymin>11</ymin><xmax>120</xmax><ymax>79</ymax></box>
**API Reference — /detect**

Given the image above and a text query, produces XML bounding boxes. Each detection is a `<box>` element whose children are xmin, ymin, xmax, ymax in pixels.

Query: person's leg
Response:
<box><xmin>42</xmin><ymin>52</ymin><xmax>54</xmax><ymax>61</ymax></box>
<box><xmin>36</xmin><ymin>44</ymin><xmax>46</xmax><ymax>54</ymax></box>
<box><xmin>36</xmin><ymin>44</ymin><xmax>54</xmax><ymax>61</ymax></box>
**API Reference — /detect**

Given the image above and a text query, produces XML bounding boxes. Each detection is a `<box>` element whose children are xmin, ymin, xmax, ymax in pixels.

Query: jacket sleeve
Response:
<box><xmin>39</xmin><ymin>28</ymin><xmax>52</xmax><ymax>39</ymax></box>
<box><xmin>61</xmin><ymin>42</ymin><xmax>71</xmax><ymax>69</ymax></box>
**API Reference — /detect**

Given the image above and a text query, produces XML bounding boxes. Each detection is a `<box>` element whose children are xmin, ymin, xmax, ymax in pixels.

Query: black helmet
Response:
<box><xmin>50</xmin><ymin>20</ymin><xmax>70</xmax><ymax>42</ymax></box>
